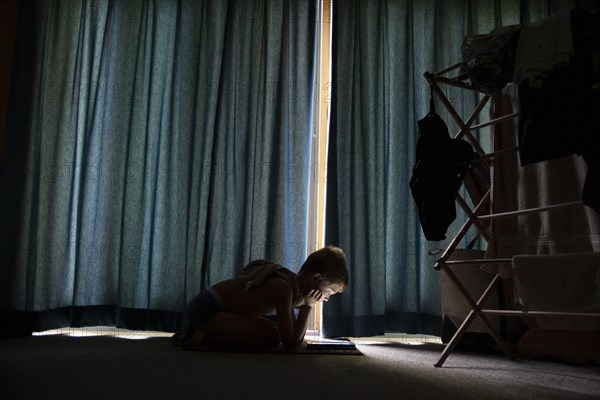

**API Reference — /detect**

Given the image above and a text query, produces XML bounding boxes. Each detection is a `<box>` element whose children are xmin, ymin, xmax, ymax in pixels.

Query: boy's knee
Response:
<box><xmin>260</xmin><ymin>325</ymin><xmax>280</xmax><ymax>348</ymax></box>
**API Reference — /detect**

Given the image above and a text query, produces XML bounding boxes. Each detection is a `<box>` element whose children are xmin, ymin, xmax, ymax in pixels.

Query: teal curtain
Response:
<box><xmin>0</xmin><ymin>0</ymin><xmax>317</xmax><ymax>333</ymax></box>
<box><xmin>324</xmin><ymin>0</ymin><xmax>576</xmax><ymax>338</ymax></box>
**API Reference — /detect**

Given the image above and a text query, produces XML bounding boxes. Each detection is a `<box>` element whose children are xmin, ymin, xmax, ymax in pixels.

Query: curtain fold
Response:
<box><xmin>323</xmin><ymin>0</ymin><xmax>577</xmax><ymax>338</ymax></box>
<box><xmin>0</xmin><ymin>0</ymin><xmax>317</xmax><ymax>334</ymax></box>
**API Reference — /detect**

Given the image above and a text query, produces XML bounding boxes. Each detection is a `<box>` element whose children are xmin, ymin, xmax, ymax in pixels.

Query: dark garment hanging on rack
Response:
<box><xmin>516</xmin><ymin>30</ymin><xmax>596</xmax><ymax>165</ymax></box>
<box><xmin>410</xmin><ymin>111</ymin><xmax>474</xmax><ymax>241</ymax></box>
<box><xmin>516</xmin><ymin>71</ymin><xmax>589</xmax><ymax>165</ymax></box>
<box><xmin>581</xmin><ymin>90</ymin><xmax>600</xmax><ymax>214</ymax></box>
<box><xmin>518</xmin><ymin>80</ymin><xmax>600</xmax><ymax>213</ymax></box>
<box><xmin>516</xmin><ymin>7</ymin><xmax>600</xmax><ymax>213</ymax></box>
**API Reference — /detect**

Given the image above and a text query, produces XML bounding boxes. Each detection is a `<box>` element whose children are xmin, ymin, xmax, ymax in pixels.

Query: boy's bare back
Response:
<box><xmin>212</xmin><ymin>278</ymin><xmax>292</xmax><ymax>317</ymax></box>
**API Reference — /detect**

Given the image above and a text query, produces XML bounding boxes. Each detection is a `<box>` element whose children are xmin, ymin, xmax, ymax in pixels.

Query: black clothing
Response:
<box><xmin>410</xmin><ymin>112</ymin><xmax>474</xmax><ymax>241</ymax></box>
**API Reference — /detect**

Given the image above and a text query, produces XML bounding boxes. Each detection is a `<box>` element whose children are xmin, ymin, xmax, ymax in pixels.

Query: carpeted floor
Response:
<box><xmin>1</xmin><ymin>335</ymin><xmax>599</xmax><ymax>400</ymax></box>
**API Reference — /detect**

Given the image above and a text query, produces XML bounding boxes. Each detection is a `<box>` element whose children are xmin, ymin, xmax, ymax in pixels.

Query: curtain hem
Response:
<box><xmin>0</xmin><ymin>307</ymin><xmax>182</xmax><ymax>338</ymax></box>
<box><xmin>322</xmin><ymin>312</ymin><xmax>442</xmax><ymax>338</ymax></box>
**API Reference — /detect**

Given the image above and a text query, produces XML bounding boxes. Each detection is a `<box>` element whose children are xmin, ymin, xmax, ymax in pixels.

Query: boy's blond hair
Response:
<box><xmin>300</xmin><ymin>246</ymin><xmax>349</xmax><ymax>291</ymax></box>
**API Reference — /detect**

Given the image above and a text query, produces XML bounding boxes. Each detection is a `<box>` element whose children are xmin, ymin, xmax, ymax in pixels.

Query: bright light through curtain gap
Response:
<box><xmin>307</xmin><ymin>0</ymin><xmax>333</xmax><ymax>338</ymax></box>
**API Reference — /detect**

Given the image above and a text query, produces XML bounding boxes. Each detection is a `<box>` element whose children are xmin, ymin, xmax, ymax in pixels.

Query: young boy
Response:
<box><xmin>172</xmin><ymin>246</ymin><xmax>348</xmax><ymax>350</ymax></box>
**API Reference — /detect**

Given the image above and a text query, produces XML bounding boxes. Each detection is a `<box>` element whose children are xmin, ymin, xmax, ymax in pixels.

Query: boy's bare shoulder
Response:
<box><xmin>262</xmin><ymin>276</ymin><xmax>293</xmax><ymax>295</ymax></box>
<box><xmin>239</xmin><ymin>277</ymin><xmax>292</xmax><ymax>304</ymax></box>
<box><xmin>260</xmin><ymin>278</ymin><xmax>295</xmax><ymax>309</ymax></box>
<box><xmin>214</xmin><ymin>277</ymin><xmax>291</xmax><ymax>296</ymax></box>
<box><xmin>212</xmin><ymin>277</ymin><xmax>292</xmax><ymax>315</ymax></box>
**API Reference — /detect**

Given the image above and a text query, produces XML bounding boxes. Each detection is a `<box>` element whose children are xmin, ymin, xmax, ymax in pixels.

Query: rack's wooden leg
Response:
<box><xmin>435</xmin><ymin>308</ymin><xmax>478</xmax><ymax>367</ymax></box>
<box><xmin>435</xmin><ymin>271</ymin><xmax>514</xmax><ymax>367</ymax></box>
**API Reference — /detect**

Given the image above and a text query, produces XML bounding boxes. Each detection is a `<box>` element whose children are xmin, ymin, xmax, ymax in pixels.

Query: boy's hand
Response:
<box><xmin>303</xmin><ymin>289</ymin><xmax>323</xmax><ymax>307</ymax></box>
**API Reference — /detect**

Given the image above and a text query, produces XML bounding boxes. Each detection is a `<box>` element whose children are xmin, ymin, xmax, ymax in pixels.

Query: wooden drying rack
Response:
<box><xmin>423</xmin><ymin>63</ymin><xmax>596</xmax><ymax>368</ymax></box>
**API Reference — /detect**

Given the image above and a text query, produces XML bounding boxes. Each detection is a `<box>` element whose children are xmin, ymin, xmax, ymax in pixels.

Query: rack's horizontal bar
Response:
<box><xmin>476</xmin><ymin>201</ymin><xmax>583</xmax><ymax>220</ymax></box>
<box><xmin>440</xmin><ymin>258</ymin><xmax>512</xmax><ymax>265</ymax></box>
<box><xmin>430</xmin><ymin>63</ymin><xmax>462</xmax><ymax>77</ymax></box>
<box><xmin>481</xmin><ymin>309</ymin><xmax>600</xmax><ymax>319</ymax></box>
<box><xmin>430</xmin><ymin>76</ymin><xmax>489</xmax><ymax>94</ymax></box>
<box><xmin>474</xmin><ymin>146</ymin><xmax>519</xmax><ymax>161</ymax></box>
<box><xmin>470</xmin><ymin>112</ymin><xmax>519</xmax><ymax>131</ymax></box>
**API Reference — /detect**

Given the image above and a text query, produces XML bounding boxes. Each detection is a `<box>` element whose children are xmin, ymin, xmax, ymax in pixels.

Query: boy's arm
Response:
<box><xmin>290</xmin><ymin>304</ymin><xmax>313</xmax><ymax>347</ymax></box>
<box><xmin>272</xmin><ymin>280</ymin><xmax>316</xmax><ymax>350</ymax></box>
